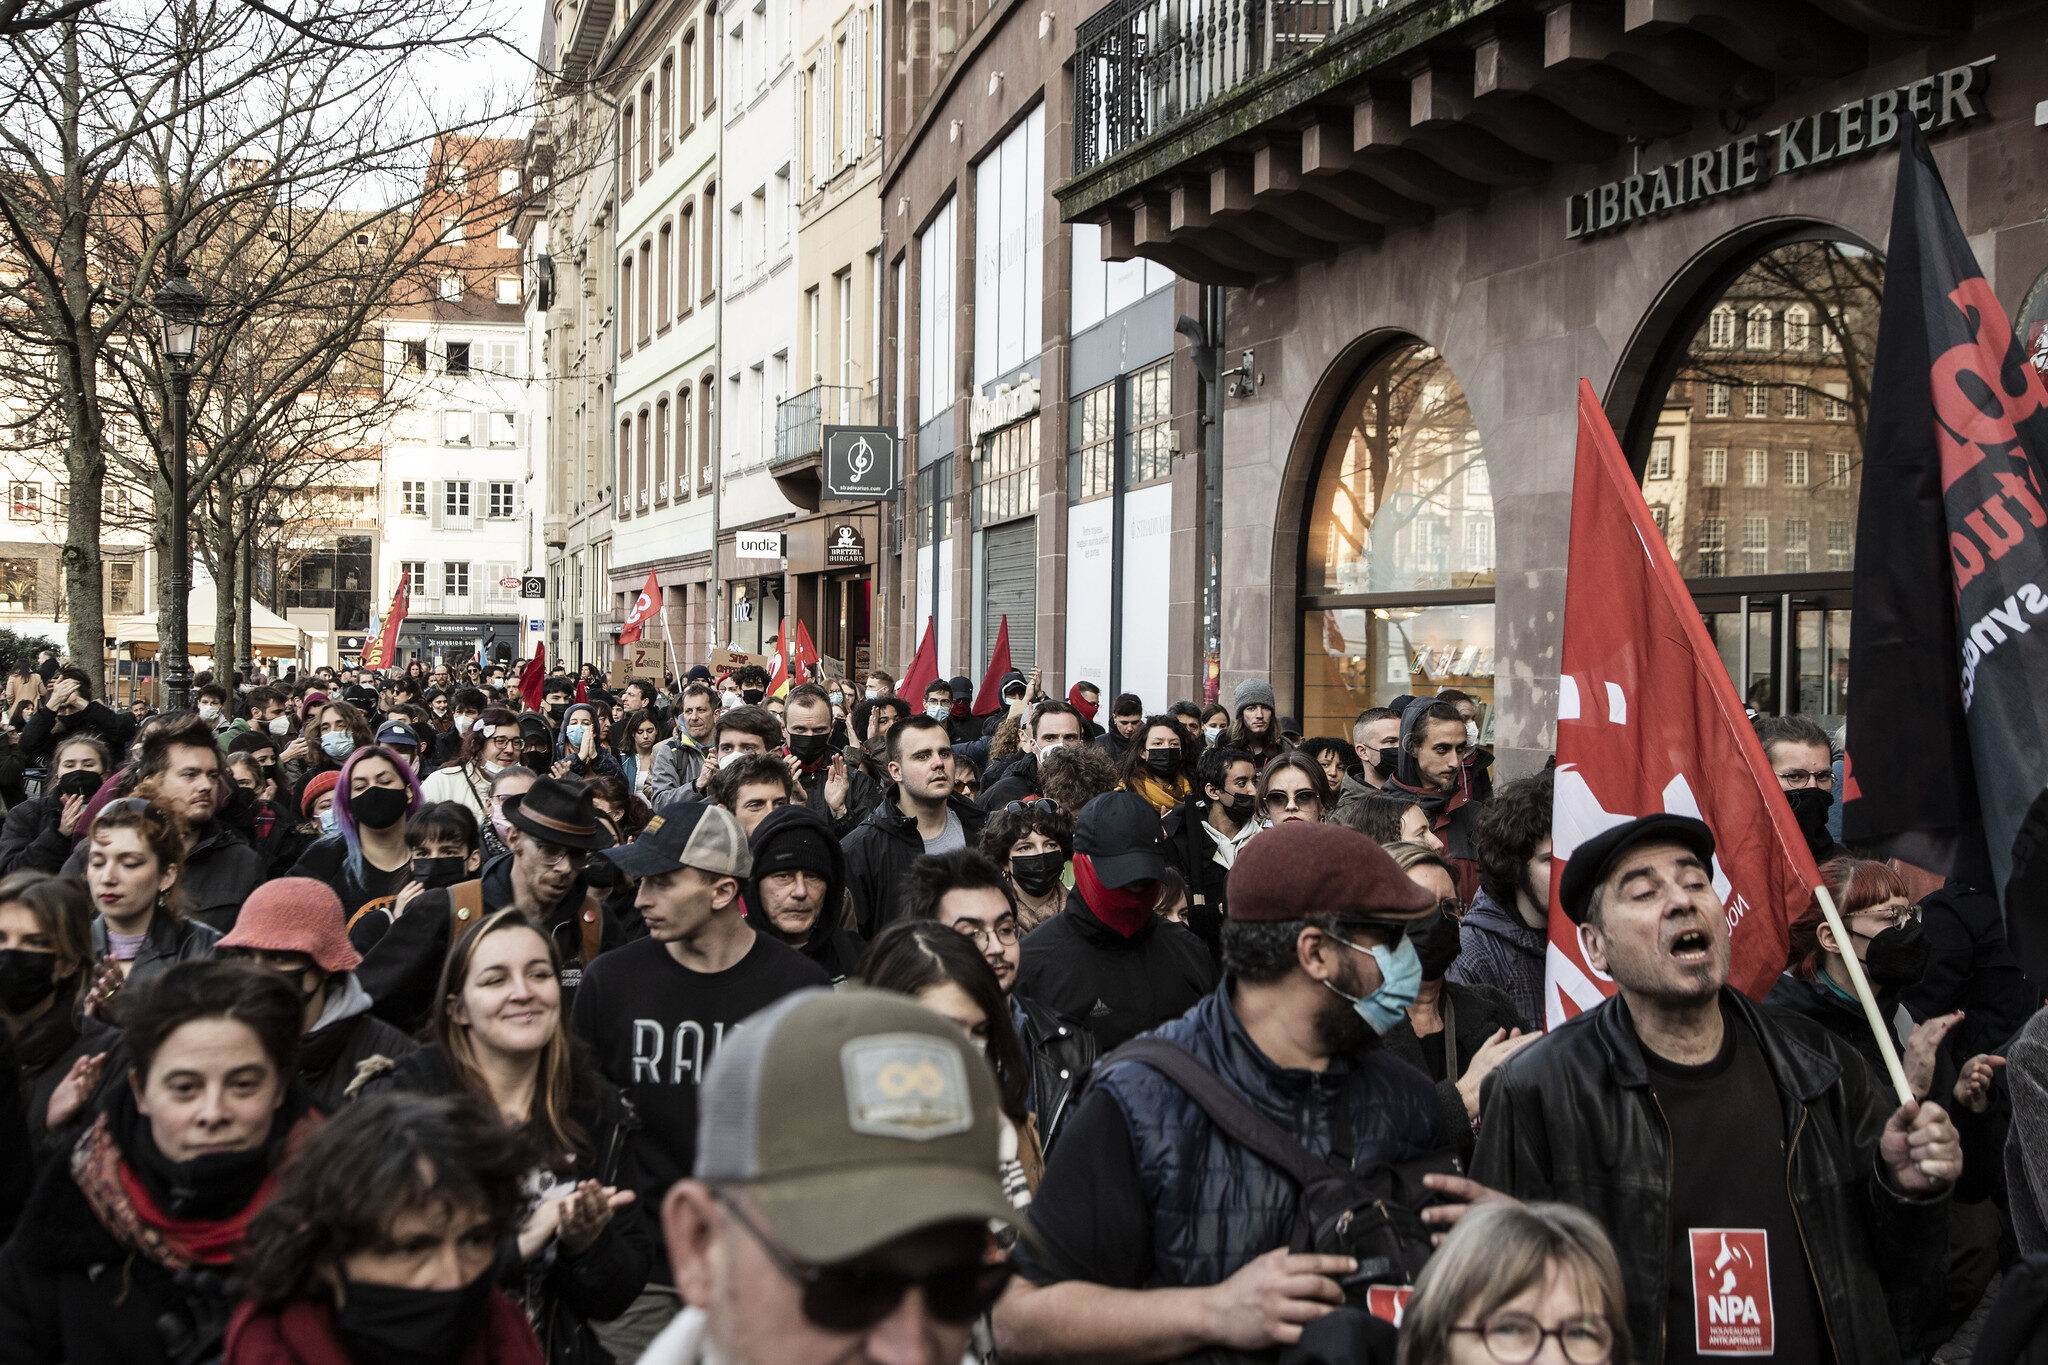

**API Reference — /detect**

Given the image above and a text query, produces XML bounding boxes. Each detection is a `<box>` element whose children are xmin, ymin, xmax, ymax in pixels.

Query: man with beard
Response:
<box><xmin>992</xmin><ymin>821</ymin><xmax>1454</xmax><ymax>1362</ymax></box>
<box><xmin>1386</xmin><ymin>698</ymin><xmax>1483</xmax><ymax>902</ymax></box>
<box><xmin>1331</xmin><ymin>706</ymin><xmax>1401</xmax><ymax>823</ymax></box>
<box><xmin>1755</xmin><ymin>714</ymin><xmax>1846</xmax><ymax>865</ymax></box>
<box><xmin>1472</xmin><ymin>814</ymin><xmax>1959</xmax><ymax>1364</ymax></box>
<box><xmin>781</xmin><ymin>682</ymin><xmax>878</xmax><ymax>836</ymax></box>
<box><xmin>646</xmin><ymin>682</ymin><xmax>718</xmax><ymax>807</ymax></box>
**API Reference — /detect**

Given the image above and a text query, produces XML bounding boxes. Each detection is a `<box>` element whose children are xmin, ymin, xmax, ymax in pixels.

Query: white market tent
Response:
<box><xmin>109</xmin><ymin>591</ymin><xmax>307</xmax><ymax>659</ymax></box>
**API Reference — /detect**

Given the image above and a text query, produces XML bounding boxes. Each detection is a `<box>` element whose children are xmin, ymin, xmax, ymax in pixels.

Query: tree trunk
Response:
<box><xmin>208</xmin><ymin>504</ymin><xmax>236</xmax><ymax>686</ymax></box>
<box><xmin>57</xmin><ymin>24</ymin><xmax>104</xmax><ymax>695</ymax></box>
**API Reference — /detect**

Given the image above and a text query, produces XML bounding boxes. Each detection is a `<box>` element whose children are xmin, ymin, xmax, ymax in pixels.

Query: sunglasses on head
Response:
<box><xmin>716</xmin><ymin>1191</ymin><xmax>1012</xmax><ymax>1332</ymax></box>
<box><xmin>1006</xmin><ymin>797</ymin><xmax>1061</xmax><ymax>814</ymax></box>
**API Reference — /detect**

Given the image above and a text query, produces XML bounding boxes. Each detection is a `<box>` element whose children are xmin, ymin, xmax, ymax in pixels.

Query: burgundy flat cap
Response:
<box><xmin>1227</xmin><ymin>821</ymin><xmax>1438</xmax><ymax>921</ymax></box>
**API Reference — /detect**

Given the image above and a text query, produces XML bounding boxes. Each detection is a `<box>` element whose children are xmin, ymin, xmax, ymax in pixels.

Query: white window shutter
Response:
<box><xmin>473</xmin><ymin>411</ymin><xmax>489</xmax><ymax>448</ymax></box>
<box><xmin>431</xmin><ymin>483</ymin><xmax>444</xmax><ymax>530</ymax></box>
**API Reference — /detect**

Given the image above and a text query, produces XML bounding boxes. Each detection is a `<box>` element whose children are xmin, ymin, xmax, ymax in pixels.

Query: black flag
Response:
<box><xmin>1843</xmin><ymin>117</ymin><xmax>2048</xmax><ymax>981</ymax></box>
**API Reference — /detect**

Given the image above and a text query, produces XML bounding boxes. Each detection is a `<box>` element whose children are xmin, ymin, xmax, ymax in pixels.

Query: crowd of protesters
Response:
<box><xmin>0</xmin><ymin>645</ymin><xmax>2043</xmax><ymax>1364</ymax></box>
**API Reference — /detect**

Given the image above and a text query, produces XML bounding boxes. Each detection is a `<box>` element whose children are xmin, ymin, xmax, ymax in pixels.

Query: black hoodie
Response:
<box><xmin>1387</xmin><ymin>695</ymin><xmax>1483</xmax><ymax>901</ymax></box>
<box><xmin>744</xmin><ymin>805</ymin><xmax>864</xmax><ymax>979</ymax></box>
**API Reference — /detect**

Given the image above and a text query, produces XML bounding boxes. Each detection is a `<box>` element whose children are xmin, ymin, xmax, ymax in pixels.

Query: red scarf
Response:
<box><xmin>1073</xmin><ymin>853</ymin><xmax>1158</xmax><ymax>938</ymax></box>
<box><xmin>118</xmin><ymin>1161</ymin><xmax>278</xmax><ymax>1267</ymax></box>
<box><xmin>1067</xmin><ymin>684</ymin><xmax>1099</xmax><ymax>722</ymax></box>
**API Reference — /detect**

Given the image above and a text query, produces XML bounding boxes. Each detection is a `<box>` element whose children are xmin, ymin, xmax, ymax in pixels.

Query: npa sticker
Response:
<box><xmin>1689</xmin><ymin>1228</ymin><xmax>1774</xmax><ymax>1355</ymax></box>
<box><xmin>1362</xmin><ymin>1286</ymin><xmax>1412</xmax><ymax>1326</ymax></box>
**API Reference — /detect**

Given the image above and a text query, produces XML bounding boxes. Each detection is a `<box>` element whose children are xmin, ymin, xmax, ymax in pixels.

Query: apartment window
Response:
<box><xmin>622</xmin><ymin>102</ymin><xmax>636</xmax><ymax>184</ymax></box>
<box><xmin>677</xmin><ymin>386</ymin><xmax>694</xmax><ymax>497</ymax></box>
<box><xmin>499</xmin><ymin>168</ymin><xmax>520</xmax><ymax>195</ymax></box>
<box><xmin>1701</xmin><ymin>447</ymin><xmax>1727</xmax><ymax>486</ymax></box>
<box><xmin>1744</xmin><ymin>384</ymin><xmax>1769</xmax><ymax>418</ymax></box>
<box><xmin>401</xmin><ymin>480</ymin><xmax>428</xmax><ymax>516</ymax></box>
<box><xmin>1827</xmin><ymin>519</ymin><xmax>1853</xmax><ymax>570</ymax></box>
<box><xmin>1743</xmin><ymin>448</ymin><xmax>1767</xmax><ymax>486</ymax></box>
<box><xmin>805</xmin><ymin>286</ymin><xmax>821</xmax><ymax>380</ymax></box>
<box><xmin>752</xmin><ymin>187</ymin><xmax>768</xmax><ymax>269</ymax></box>
<box><xmin>658</xmin><ymin>222</ymin><xmax>673</xmax><ymax>324</ymax></box>
<box><xmin>106</xmin><ymin>561</ymin><xmax>137</xmax><ymax>615</ymax></box>
<box><xmin>680</xmin><ymin>32</ymin><xmax>695</xmax><ymax>124</ymax></box>
<box><xmin>403</xmin><ymin>339</ymin><xmax>427</xmax><ymax>370</ymax></box>
<box><xmin>446</xmin><ymin>341</ymin><xmax>471</xmax><ymax>374</ymax></box>
<box><xmin>974</xmin><ymin>107</ymin><xmax>1045</xmax><ymax>386</ymax></box>
<box><xmin>638</xmin><ymin>238</ymin><xmax>653</xmax><ymax>342</ymax></box>
<box><xmin>1650</xmin><ymin>504</ymin><xmax>1670</xmax><ymax>541</ymax></box>
<box><xmin>1742</xmin><ymin>514</ymin><xmax>1768</xmax><ymax>575</ymax></box>
<box><xmin>7</xmin><ymin>483</ymin><xmax>38</xmax><ymax>520</ymax></box>
<box><xmin>1822</xmin><ymin>324</ymin><xmax>1843</xmax><ymax>354</ymax></box>
<box><xmin>1783</xmin><ymin>384</ymin><xmax>1809</xmax><ymax>419</ymax></box>
<box><xmin>444</xmin><ymin>481</ymin><xmax>472</xmax><ymax>518</ymax></box>
<box><xmin>1697</xmin><ymin>518</ymin><xmax>1726</xmax><ymax>576</ymax></box>
<box><xmin>659</xmin><ymin>57</ymin><xmax>674</xmax><ymax>150</ymax></box>
<box><xmin>1823</xmin><ymin>383</ymin><xmax>1850</xmax><ymax>421</ymax></box>
<box><xmin>441</xmin><ymin>215</ymin><xmax>462</xmax><ymax>244</ymax></box>
<box><xmin>1707</xmin><ymin>305</ymin><xmax>1735</xmax><ymax>348</ymax></box>
<box><xmin>916</xmin><ymin>198</ymin><xmax>957</xmax><ymax>428</ymax></box>
<box><xmin>0</xmin><ymin>559</ymin><xmax>34</xmax><ymax>612</ymax></box>
<box><xmin>619</xmin><ymin>255</ymin><xmax>634</xmax><ymax>347</ymax></box>
<box><xmin>1783</xmin><ymin>517</ymin><xmax>1810</xmax><ymax>573</ymax></box>
<box><xmin>973</xmin><ymin>416</ymin><xmax>1038</xmax><ymax>526</ymax></box>
<box><xmin>489</xmin><ymin>411</ymin><xmax>517</xmax><ymax>446</ymax></box>
<box><xmin>108</xmin><ymin>486</ymin><xmax>134</xmax><ymax>519</ymax></box>
<box><xmin>495</xmin><ymin>275</ymin><xmax>520</xmax><ymax>305</ymax></box>
<box><xmin>439</xmin><ymin>275</ymin><xmax>462</xmax><ymax>300</ymax></box>
<box><xmin>654</xmin><ymin>399</ymin><xmax>670</xmax><ymax>503</ymax></box>
<box><xmin>444</xmin><ymin>561</ymin><xmax>470</xmax><ymax>598</ymax></box>
<box><xmin>678</xmin><ymin>207</ymin><xmax>694</xmax><ymax>316</ymax></box>
<box><xmin>486</xmin><ymin>339</ymin><xmax>518</xmax><ymax>378</ymax></box>
<box><xmin>1705</xmin><ymin>383</ymin><xmax>1730</xmax><ymax>418</ymax></box>
<box><xmin>837</xmin><ymin>269</ymin><xmax>854</xmax><ymax>392</ymax></box>
<box><xmin>701</xmin><ymin>183</ymin><xmax>716</xmax><ymax>299</ymax></box>
<box><xmin>1745</xmin><ymin>304</ymin><xmax>1772</xmax><ymax>350</ymax></box>
<box><xmin>640</xmin><ymin>79</ymin><xmax>654</xmax><ymax>173</ymax></box>
<box><xmin>1783</xmin><ymin>449</ymin><xmax>1808</xmax><ymax>487</ymax></box>
<box><xmin>486</xmin><ymin>561</ymin><xmax>516</xmax><ymax>602</ymax></box>
<box><xmin>1784</xmin><ymin>305</ymin><xmax>1810</xmax><ymax>349</ymax></box>
<box><xmin>442</xmin><ymin>410</ymin><xmax>472</xmax><ymax>445</ymax></box>
<box><xmin>488</xmin><ymin>480</ymin><xmax>516</xmax><ymax>517</ymax></box>
<box><xmin>1645</xmin><ymin>437</ymin><xmax>1672</xmax><ymax>480</ymax></box>
<box><xmin>1827</xmin><ymin>450</ymin><xmax>1852</xmax><ymax>486</ymax></box>
<box><xmin>636</xmin><ymin>409</ymin><xmax>651</xmax><ymax>507</ymax></box>
<box><xmin>497</xmin><ymin>222</ymin><xmax>518</xmax><ymax>248</ymax></box>
<box><xmin>728</xmin><ymin>201</ymin><xmax>744</xmax><ymax>288</ymax></box>
<box><xmin>445</xmin><ymin>162</ymin><xmax>465</xmax><ymax>190</ymax></box>
<box><xmin>699</xmin><ymin>375</ymin><xmax>715</xmax><ymax>488</ymax></box>
<box><xmin>618</xmin><ymin>419</ymin><xmax>633</xmax><ymax>514</ymax></box>
<box><xmin>400</xmin><ymin>561</ymin><xmax>426</xmax><ymax>596</ymax></box>
<box><xmin>915</xmin><ymin>459</ymin><xmax>953</xmax><ymax>546</ymax></box>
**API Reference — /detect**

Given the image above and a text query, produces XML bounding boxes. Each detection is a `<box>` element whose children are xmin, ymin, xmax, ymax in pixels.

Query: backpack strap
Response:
<box><xmin>446</xmin><ymin>879</ymin><xmax>487</xmax><ymax>942</ymax></box>
<box><xmin>578</xmin><ymin>890</ymin><xmax>602</xmax><ymax>965</ymax></box>
<box><xmin>1108</xmin><ymin>1037</ymin><xmax>1341</xmax><ymax>1191</ymax></box>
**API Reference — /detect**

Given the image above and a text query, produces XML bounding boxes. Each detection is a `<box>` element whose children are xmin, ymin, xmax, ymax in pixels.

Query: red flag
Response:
<box><xmin>792</xmin><ymin>620</ymin><xmax>820</xmax><ymax>682</ymax></box>
<box><xmin>519</xmin><ymin>644</ymin><xmax>546</xmax><ymax>712</ymax></box>
<box><xmin>1546</xmin><ymin>380</ymin><xmax>1821</xmax><ymax>1027</ymax></box>
<box><xmin>899</xmin><ymin>618</ymin><xmax>939</xmax><ymax>708</ymax></box>
<box><xmin>766</xmin><ymin>618</ymin><xmax>792</xmax><ymax>697</ymax></box>
<box><xmin>361</xmin><ymin>576</ymin><xmax>410</xmax><ymax>670</ymax></box>
<box><xmin>619</xmin><ymin>568</ymin><xmax>662</xmax><ymax>645</ymax></box>
<box><xmin>971</xmin><ymin>615</ymin><xmax>1014</xmax><ymax>715</ymax></box>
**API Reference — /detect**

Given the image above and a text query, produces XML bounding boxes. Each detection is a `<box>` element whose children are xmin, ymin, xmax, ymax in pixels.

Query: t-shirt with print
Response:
<box><xmin>923</xmin><ymin>808</ymin><xmax>966</xmax><ymax>856</ymax></box>
<box><xmin>569</xmin><ymin>930</ymin><xmax>828</xmax><ymax>1275</ymax></box>
<box><xmin>1644</xmin><ymin>1005</ymin><xmax>1830</xmax><ymax>1364</ymax></box>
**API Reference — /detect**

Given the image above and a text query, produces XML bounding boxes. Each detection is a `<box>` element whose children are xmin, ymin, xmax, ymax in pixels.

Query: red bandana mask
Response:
<box><xmin>1073</xmin><ymin>853</ymin><xmax>1158</xmax><ymax>938</ymax></box>
<box><xmin>1067</xmin><ymin>684</ymin><xmax>1100</xmax><ymax>722</ymax></box>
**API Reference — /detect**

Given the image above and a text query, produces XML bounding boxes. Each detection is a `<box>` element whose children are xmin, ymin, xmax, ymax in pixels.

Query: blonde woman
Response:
<box><xmin>1398</xmin><ymin>1201</ymin><xmax>1629</xmax><ymax>1365</ymax></box>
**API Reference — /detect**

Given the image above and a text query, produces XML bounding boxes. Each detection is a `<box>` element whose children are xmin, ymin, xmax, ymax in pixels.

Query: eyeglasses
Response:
<box><xmin>1450</xmin><ymin>1313</ymin><xmax>1615</xmax><ymax>1364</ymax></box>
<box><xmin>1850</xmin><ymin>903</ymin><xmax>1921</xmax><ymax>935</ymax></box>
<box><xmin>715</xmin><ymin>1191</ymin><xmax>1012</xmax><ymax>1332</ymax></box>
<box><xmin>527</xmin><ymin>842</ymin><xmax>588</xmax><ymax>870</ymax></box>
<box><xmin>1776</xmin><ymin>769</ymin><xmax>1835</xmax><ymax>789</ymax></box>
<box><xmin>953</xmin><ymin>920</ymin><xmax>1020</xmax><ymax>949</ymax></box>
<box><xmin>1263</xmin><ymin>788</ymin><xmax>1318</xmax><ymax>811</ymax></box>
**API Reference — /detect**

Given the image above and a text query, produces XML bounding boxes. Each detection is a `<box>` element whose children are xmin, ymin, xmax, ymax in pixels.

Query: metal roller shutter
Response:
<box><xmin>983</xmin><ymin>520</ymin><xmax>1036</xmax><ymax>670</ymax></box>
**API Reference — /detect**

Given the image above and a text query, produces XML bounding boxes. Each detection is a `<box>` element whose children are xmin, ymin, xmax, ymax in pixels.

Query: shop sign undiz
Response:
<box><xmin>1566</xmin><ymin>58</ymin><xmax>1992</xmax><ymax>240</ymax></box>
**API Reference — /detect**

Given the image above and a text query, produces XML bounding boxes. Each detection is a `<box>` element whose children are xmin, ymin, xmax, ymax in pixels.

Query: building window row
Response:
<box><xmin>619</xmin><ymin>195</ymin><xmax>706</xmax><ymax>354</ymax></box>
<box><xmin>616</xmin><ymin>375</ymin><xmax>716</xmax><ymax>520</ymax></box>
<box><xmin>624</xmin><ymin>23</ymin><xmax>712</xmax><ymax>193</ymax></box>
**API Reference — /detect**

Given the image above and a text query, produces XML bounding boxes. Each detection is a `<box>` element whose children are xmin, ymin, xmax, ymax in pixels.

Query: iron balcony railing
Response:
<box><xmin>774</xmin><ymin>383</ymin><xmax>872</xmax><ymax>468</ymax></box>
<box><xmin>1072</xmin><ymin>0</ymin><xmax>1408</xmax><ymax>176</ymax></box>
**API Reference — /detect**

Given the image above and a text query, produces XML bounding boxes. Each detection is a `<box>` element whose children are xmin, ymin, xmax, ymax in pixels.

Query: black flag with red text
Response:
<box><xmin>1842</xmin><ymin>117</ymin><xmax>2048</xmax><ymax>980</ymax></box>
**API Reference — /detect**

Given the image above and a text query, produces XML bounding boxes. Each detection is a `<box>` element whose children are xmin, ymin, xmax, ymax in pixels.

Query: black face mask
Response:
<box><xmin>56</xmin><ymin>770</ymin><xmax>101</xmax><ymax>800</ymax></box>
<box><xmin>1862</xmin><ymin>919</ymin><xmax>1930</xmax><ymax>991</ymax></box>
<box><xmin>410</xmin><ymin>855</ymin><xmax>470</xmax><ymax>890</ymax></box>
<box><xmin>261</xmin><ymin>762</ymin><xmax>279</xmax><ymax>784</ymax></box>
<box><xmin>1372</xmin><ymin>745</ymin><xmax>1399</xmax><ymax>780</ymax></box>
<box><xmin>789</xmin><ymin>732</ymin><xmax>834</xmax><ymax>765</ymax></box>
<box><xmin>523</xmin><ymin>747</ymin><xmax>551</xmax><ymax>769</ymax></box>
<box><xmin>1011</xmin><ymin>851</ymin><xmax>1067</xmax><ymax>898</ymax></box>
<box><xmin>1223</xmin><ymin>792</ymin><xmax>1258</xmax><ymax>827</ymax></box>
<box><xmin>351</xmin><ymin>786</ymin><xmax>411</xmax><ymax>831</ymax></box>
<box><xmin>741</xmin><ymin>688</ymin><xmax>766</xmax><ymax>705</ymax></box>
<box><xmin>1142</xmin><ymin>749</ymin><xmax>1181</xmax><ymax>778</ymax></box>
<box><xmin>1783</xmin><ymin>786</ymin><xmax>1835</xmax><ymax>856</ymax></box>
<box><xmin>546</xmin><ymin>702</ymin><xmax>569</xmax><ymax>722</ymax></box>
<box><xmin>0</xmin><ymin>948</ymin><xmax>59</xmax><ymax>1014</ymax></box>
<box><xmin>336</xmin><ymin>1270</ymin><xmax>496</xmax><ymax>1365</ymax></box>
<box><xmin>1408</xmin><ymin>909</ymin><xmax>1463</xmax><ymax>980</ymax></box>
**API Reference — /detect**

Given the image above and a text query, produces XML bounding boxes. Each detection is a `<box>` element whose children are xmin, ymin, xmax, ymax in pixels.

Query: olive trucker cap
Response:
<box><xmin>694</xmin><ymin>987</ymin><xmax>1024</xmax><ymax>1263</ymax></box>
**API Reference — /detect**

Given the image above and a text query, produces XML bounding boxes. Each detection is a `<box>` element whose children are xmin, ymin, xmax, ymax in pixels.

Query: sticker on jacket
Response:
<box><xmin>1689</xmin><ymin>1228</ymin><xmax>1773</xmax><ymax>1355</ymax></box>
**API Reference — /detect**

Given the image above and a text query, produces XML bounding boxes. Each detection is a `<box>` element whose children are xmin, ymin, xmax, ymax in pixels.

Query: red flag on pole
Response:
<box><xmin>971</xmin><ymin>616</ymin><xmax>1014</xmax><ymax>715</ymax></box>
<box><xmin>899</xmin><ymin>618</ymin><xmax>939</xmax><ymax>707</ymax></box>
<box><xmin>619</xmin><ymin>568</ymin><xmax>662</xmax><ymax>645</ymax></box>
<box><xmin>767</xmin><ymin>618</ymin><xmax>792</xmax><ymax>697</ymax></box>
<box><xmin>519</xmin><ymin>643</ymin><xmax>547</xmax><ymax>713</ymax></box>
<box><xmin>360</xmin><ymin>577</ymin><xmax>410</xmax><ymax>670</ymax></box>
<box><xmin>792</xmin><ymin>620</ymin><xmax>820</xmax><ymax>682</ymax></box>
<box><xmin>1546</xmin><ymin>380</ymin><xmax>1821</xmax><ymax>1027</ymax></box>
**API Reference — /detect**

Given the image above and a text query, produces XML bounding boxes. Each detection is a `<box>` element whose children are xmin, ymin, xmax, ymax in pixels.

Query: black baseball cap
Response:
<box><xmin>1074</xmin><ymin>791</ymin><xmax>1168</xmax><ymax>888</ymax></box>
<box><xmin>1558</xmin><ymin>814</ymin><xmax>1716</xmax><ymax>924</ymax></box>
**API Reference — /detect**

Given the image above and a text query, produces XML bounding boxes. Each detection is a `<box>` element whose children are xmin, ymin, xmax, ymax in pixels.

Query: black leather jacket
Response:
<box><xmin>1470</xmin><ymin>987</ymin><xmax>1947</xmax><ymax>1364</ymax></box>
<box><xmin>1012</xmin><ymin>993</ymin><xmax>1096</xmax><ymax>1153</ymax></box>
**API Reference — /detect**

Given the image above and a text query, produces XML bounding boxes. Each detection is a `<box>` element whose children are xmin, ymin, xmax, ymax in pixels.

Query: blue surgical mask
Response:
<box><xmin>1324</xmin><ymin>933</ymin><xmax>1423</xmax><ymax>1035</ymax></box>
<box><xmin>927</xmin><ymin>702</ymin><xmax>950</xmax><ymax>722</ymax></box>
<box><xmin>320</xmin><ymin>731</ymin><xmax>355</xmax><ymax>761</ymax></box>
<box><xmin>318</xmin><ymin>806</ymin><xmax>338</xmax><ymax>834</ymax></box>
<box><xmin>1203</xmin><ymin>725</ymin><xmax>1224</xmax><ymax>745</ymax></box>
<box><xmin>565</xmin><ymin>724</ymin><xmax>588</xmax><ymax>748</ymax></box>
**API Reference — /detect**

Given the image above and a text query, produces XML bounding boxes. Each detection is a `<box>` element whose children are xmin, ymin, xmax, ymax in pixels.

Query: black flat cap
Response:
<box><xmin>1558</xmin><ymin>813</ymin><xmax>1715</xmax><ymax>924</ymax></box>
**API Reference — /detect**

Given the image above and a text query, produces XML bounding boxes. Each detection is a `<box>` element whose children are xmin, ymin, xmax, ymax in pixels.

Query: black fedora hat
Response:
<box><xmin>501</xmin><ymin>777</ymin><xmax>616</xmax><ymax>852</ymax></box>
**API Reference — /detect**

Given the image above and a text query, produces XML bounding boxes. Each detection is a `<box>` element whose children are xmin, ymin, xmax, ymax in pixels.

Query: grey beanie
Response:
<box><xmin>1234</xmin><ymin>677</ymin><xmax>1277</xmax><ymax>713</ymax></box>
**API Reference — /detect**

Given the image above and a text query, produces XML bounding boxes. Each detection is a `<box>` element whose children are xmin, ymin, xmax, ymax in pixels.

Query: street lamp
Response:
<box><xmin>236</xmin><ymin>466</ymin><xmax>259</xmax><ymax>682</ymax></box>
<box><xmin>152</xmin><ymin>267</ymin><xmax>206</xmax><ymax>715</ymax></box>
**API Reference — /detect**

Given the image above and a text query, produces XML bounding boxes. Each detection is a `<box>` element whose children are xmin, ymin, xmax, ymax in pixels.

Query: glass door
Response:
<box><xmin>1693</xmin><ymin>588</ymin><xmax>1853</xmax><ymax>732</ymax></box>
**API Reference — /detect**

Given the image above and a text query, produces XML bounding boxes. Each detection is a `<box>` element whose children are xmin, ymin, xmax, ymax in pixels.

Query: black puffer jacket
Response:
<box><xmin>1014</xmin><ymin>890</ymin><xmax>1216</xmax><ymax>1054</ymax></box>
<box><xmin>1471</xmin><ymin>987</ymin><xmax>1948</xmax><ymax>1364</ymax></box>
<box><xmin>1899</xmin><ymin>879</ymin><xmax>2037</xmax><ymax>1059</ymax></box>
<box><xmin>744</xmin><ymin>805</ymin><xmax>865</xmax><ymax>981</ymax></box>
<box><xmin>841</xmin><ymin>786</ymin><xmax>988</xmax><ymax>938</ymax></box>
<box><xmin>1012</xmin><ymin>993</ymin><xmax>1096</xmax><ymax>1153</ymax></box>
<box><xmin>365</xmin><ymin>1047</ymin><xmax>656</xmax><ymax>1365</ymax></box>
